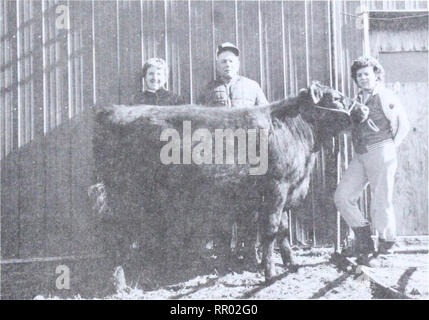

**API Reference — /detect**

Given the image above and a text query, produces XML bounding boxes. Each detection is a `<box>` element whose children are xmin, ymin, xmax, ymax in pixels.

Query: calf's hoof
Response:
<box><xmin>264</xmin><ymin>266</ymin><xmax>276</xmax><ymax>285</ymax></box>
<box><xmin>288</xmin><ymin>263</ymin><xmax>299</xmax><ymax>273</ymax></box>
<box><xmin>264</xmin><ymin>277</ymin><xmax>275</xmax><ymax>286</ymax></box>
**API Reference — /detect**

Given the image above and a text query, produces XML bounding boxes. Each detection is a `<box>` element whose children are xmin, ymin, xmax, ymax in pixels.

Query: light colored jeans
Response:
<box><xmin>334</xmin><ymin>142</ymin><xmax>397</xmax><ymax>241</ymax></box>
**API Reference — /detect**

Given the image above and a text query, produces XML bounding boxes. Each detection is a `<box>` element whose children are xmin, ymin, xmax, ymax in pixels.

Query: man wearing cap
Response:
<box><xmin>201</xmin><ymin>42</ymin><xmax>268</xmax><ymax>266</ymax></box>
<box><xmin>200</xmin><ymin>42</ymin><xmax>268</xmax><ymax>108</ymax></box>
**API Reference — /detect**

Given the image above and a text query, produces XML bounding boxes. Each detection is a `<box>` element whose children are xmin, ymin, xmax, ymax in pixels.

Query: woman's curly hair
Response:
<box><xmin>351</xmin><ymin>56</ymin><xmax>385</xmax><ymax>83</ymax></box>
<box><xmin>142</xmin><ymin>57</ymin><xmax>169</xmax><ymax>80</ymax></box>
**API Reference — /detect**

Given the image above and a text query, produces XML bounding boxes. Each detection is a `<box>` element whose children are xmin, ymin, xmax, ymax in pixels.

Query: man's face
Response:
<box><xmin>144</xmin><ymin>66</ymin><xmax>166</xmax><ymax>91</ymax></box>
<box><xmin>355</xmin><ymin>66</ymin><xmax>378</xmax><ymax>91</ymax></box>
<box><xmin>216</xmin><ymin>51</ymin><xmax>240</xmax><ymax>80</ymax></box>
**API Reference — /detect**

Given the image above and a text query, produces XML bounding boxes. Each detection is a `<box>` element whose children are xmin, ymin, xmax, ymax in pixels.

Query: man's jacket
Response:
<box><xmin>200</xmin><ymin>75</ymin><xmax>268</xmax><ymax>108</ymax></box>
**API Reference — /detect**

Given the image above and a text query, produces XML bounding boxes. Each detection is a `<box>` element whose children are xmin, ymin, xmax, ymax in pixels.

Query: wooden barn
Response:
<box><xmin>1</xmin><ymin>0</ymin><xmax>427</xmax><ymax>299</ymax></box>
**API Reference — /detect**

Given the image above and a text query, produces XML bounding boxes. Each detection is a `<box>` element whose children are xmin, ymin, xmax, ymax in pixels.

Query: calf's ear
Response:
<box><xmin>298</xmin><ymin>88</ymin><xmax>308</xmax><ymax>95</ymax></box>
<box><xmin>298</xmin><ymin>88</ymin><xmax>310</xmax><ymax>101</ymax></box>
<box><xmin>309</xmin><ymin>82</ymin><xmax>322</xmax><ymax>104</ymax></box>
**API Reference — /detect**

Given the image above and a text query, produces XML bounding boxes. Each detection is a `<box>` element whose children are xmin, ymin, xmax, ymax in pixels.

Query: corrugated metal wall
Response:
<box><xmin>1</xmin><ymin>0</ymin><xmax>428</xmax><ymax>264</ymax></box>
<box><xmin>138</xmin><ymin>0</ymin><xmax>338</xmax><ymax>245</ymax></box>
<box><xmin>1</xmin><ymin>0</ymin><xmax>96</xmax><ymax>262</ymax></box>
<box><xmin>369</xmin><ymin>11</ymin><xmax>428</xmax><ymax>235</ymax></box>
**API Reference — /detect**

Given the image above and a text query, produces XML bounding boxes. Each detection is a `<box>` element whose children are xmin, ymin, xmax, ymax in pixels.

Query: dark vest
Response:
<box><xmin>352</xmin><ymin>94</ymin><xmax>393</xmax><ymax>154</ymax></box>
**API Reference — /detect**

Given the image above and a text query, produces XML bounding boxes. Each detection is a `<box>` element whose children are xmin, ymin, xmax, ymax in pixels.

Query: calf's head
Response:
<box><xmin>298</xmin><ymin>81</ymin><xmax>355</xmax><ymax>151</ymax></box>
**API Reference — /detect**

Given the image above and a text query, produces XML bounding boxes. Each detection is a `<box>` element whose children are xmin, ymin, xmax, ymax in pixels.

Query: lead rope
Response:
<box><xmin>315</xmin><ymin>100</ymin><xmax>380</xmax><ymax>132</ymax></box>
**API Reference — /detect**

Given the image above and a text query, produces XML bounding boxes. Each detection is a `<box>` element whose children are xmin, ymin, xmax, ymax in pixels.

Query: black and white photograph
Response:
<box><xmin>0</xmin><ymin>0</ymin><xmax>428</xmax><ymax>302</ymax></box>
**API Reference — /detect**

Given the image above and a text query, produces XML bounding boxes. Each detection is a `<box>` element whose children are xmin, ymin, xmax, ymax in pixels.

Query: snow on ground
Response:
<box><xmin>35</xmin><ymin>247</ymin><xmax>377</xmax><ymax>300</ymax></box>
<box><xmin>363</xmin><ymin>253</ymin><xmax>429</xmax><ymax>299</ymax></box>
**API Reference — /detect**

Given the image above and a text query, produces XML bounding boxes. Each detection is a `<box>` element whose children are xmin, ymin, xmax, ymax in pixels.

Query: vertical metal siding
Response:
<box><xmin>0</xmin><ymin>0</ymin><xmax>343</xmax><ymax>259</ymax></box>
<box><xmin>1</xmin><ymin>0</ymin><xmax>426</xmax><ymax>261</ymax></box>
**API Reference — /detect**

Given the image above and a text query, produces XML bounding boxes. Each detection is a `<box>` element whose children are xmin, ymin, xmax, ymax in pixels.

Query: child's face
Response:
<box><xmin>144</xmin><ymin>66</ymin><xmax>166</xmax><ymax>91</ymax></box>
<box><xmin>356</xmin><ymin>66</ymin><xmax>378</xmax><ymax>91</ymax></box>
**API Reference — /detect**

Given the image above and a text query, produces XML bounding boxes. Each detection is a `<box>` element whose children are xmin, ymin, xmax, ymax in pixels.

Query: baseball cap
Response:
<box><xmin>216</xmin><ymin>42</ymin><xmax>240</xmax><ymax>57</ymax></box>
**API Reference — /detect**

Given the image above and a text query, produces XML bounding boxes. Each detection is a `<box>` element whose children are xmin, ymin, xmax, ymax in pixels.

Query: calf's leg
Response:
<box><xmin>260</xmin><ymin>183</ymin><xmax>288</xmax><ymax>283</ymax></box>
<box><xmin>277</xmin><ymin>211</ymin><xmax>298</xmax><ymax>272</ymax></box>
<box><xmin>260</xmin><ymin>212</ymin><xmax>280</xmax><ymax>283</ymax></box>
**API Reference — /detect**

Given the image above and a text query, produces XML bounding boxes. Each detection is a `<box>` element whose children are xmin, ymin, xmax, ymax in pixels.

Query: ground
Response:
<box><xmin>33</xmin><ymin>246</ymin><xmax>429</xmax><ymax>300</ymax></box>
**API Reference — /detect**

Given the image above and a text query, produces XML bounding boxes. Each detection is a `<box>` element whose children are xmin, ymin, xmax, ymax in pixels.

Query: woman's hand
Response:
<box><xmin>350</xmin><ymin>103</ymin><xmax>369</xmax><ymax>125</ymax></box>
